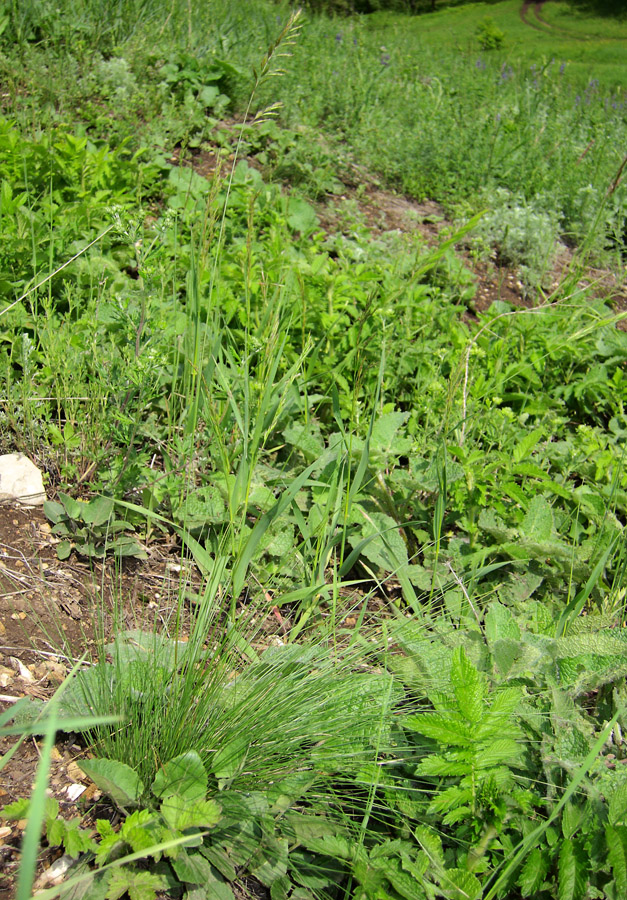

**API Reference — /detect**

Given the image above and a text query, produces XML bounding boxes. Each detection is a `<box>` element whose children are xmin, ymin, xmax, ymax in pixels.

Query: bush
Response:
<box><xmin>476</xmin><ymin>16</ymin><xmax>506</xmax><ymax>50</ymax></box>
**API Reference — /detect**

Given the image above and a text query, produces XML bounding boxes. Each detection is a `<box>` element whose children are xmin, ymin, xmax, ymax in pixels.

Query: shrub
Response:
<box><xmin>476</xmin><ymin>16</ymin><xmax>506</xmax><ymax>51</ymax></box>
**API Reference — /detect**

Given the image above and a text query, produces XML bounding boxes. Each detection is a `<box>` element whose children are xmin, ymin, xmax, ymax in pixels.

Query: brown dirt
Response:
<box><xmin>170</xmin><ymin>125</ymin><xmax>626</xmax><ymax>327</ymax></box>
<box><xmin>0</xmin><ymin>502</ymin><xmax>202</xmax><ymax>898</ymax></box>
<box><xmin>0</xmin><ymin>500</ymin><xmax>381</xmax><ymax>898</ymax></box>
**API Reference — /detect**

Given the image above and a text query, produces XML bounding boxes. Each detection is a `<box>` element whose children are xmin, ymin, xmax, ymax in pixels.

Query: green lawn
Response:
<box><xmin>364</xmin><ymin>1</ymin><xmax>627</xmax><ymax>87</ymax></box>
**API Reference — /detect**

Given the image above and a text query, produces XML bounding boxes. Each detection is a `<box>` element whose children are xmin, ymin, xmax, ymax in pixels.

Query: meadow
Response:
<box><xmin>1</xmin><ymin>1</ymin><xmax>627</xmax><ymax>899</ymax></box>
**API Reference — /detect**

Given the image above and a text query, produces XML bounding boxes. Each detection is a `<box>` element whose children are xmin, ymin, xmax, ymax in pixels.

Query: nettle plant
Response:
<box><xmin>382</xmin><ymin>605</ymin><xmax>627</xmax><ymax>900</ymax></box>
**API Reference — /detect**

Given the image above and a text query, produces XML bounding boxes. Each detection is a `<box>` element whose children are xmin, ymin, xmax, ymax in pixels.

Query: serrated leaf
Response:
<box><xmin>298</xmin><ymin>834</ymin><xmax>353</xmax><ymax>860</ymax></box>
<box><xmin>450</xmin><ymin>647</ymin><xmax>484</xmax><ymax>724</ymax></box>
<box><xmin>119</xmin><ymin>809</ymin><xmax>161</xmax><ymax>853</ymax></box>
<box><xmin>416</xmin><ymin>755</ymin><xmax>470</xmax><ymax>777</ymax></box>
<box><xmin>440</xmin><ymin>867</ymin><xmax>482</xmax><ymax>900</ymax></box>
<box><xmin>152</xmin><ymin>751</ymin><xmax>207</xmax><ymax>802</ymax></box>
<box><xmin>518</xmin><ymin>847</ymin><xmax>548</xmax><ymax>896</ymax></box>
<box><xmin>1</xmin><ymin>797</ymin><xmax>30</xmax><ymax>819</ymax></box>
<box><xmin>79</xmin><ymin>758</ymin><xmax>144</xmax><ymax>809</ymax></box>
<box><xmin>520</xmin><ymin>495</ymin><xmax>553</xmax><ymax>542</ymax></box>
<box><xmin>286</xmin><ymin>196</ymin><xmax>318</xmax><ymax>234</ymax></box>
<box><xmin>160</xmin><ymin>795</ymin><xmax>221</xmax><ymax>831</ymax></box>
<box><xmin>64</xmin><ymin>819</ymin><xmax>96</xmax><ymax>857</ymax></box>
<box><xmin>513</xmin><ymin>428</ymin><xmax>544</xmax><ymax>463</ymax></box>
<box><xmin>47</xmin><ymin>816</ymin><xmax>66</xmax><ymax>847</ymax></box>
<box><xmin>106</xmin><ymin>867</ymin><xmax>165</xmax><ymax>900</ymax></box>
<box><xmin>611</xmin><ymin>785</ymin><xmax>627</xmax><ymax>827</ymax></box>
<box><xmin>607</xmin><ymin>824</ymin><xmax>627</xmax><ymax>894</ymax></box>
<box><xmin>250</xmin><ymin>834</ymin><xmax>289</xmax><ymax>886</ymax></box>
<box><xmin>558</xmin><ymin>840</ymin><xmax>586</xmax><ymax>900</ymax></box>
<box><xmin>475</xmin><ymin>738</ymin><xmax>522</xmax><ymax>768</ymax></box>
<box><xmin>485</xmin><ymin>602</ymin><xmax>521</xmax><ymax>644</ymax></box>
<box><xmin>405</xmin><ymin>713</ymin><xmax>471</xmax><ymax>746</ymax></box>
<box><xmin>171</xmin><ymin>849</ymin><xmax>213</xmax><ymax>884</ymax></box>
<box><xmin>414</xmin><ymin>825</ymin><xmax>444</xmax><ymax>869</ymax></box>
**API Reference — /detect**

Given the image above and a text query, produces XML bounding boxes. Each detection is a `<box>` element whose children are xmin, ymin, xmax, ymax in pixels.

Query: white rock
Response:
<box><xmin>0</xmin><ymin>453</ymin><xmax>46</xmax><ymax>505</ymax></box>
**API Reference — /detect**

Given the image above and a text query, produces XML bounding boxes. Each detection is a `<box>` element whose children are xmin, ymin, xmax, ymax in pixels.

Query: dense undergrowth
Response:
<box><xmin>2</xmin><ymin>2</ymin><xmax>627</xmax><ymax>900</ymax></box>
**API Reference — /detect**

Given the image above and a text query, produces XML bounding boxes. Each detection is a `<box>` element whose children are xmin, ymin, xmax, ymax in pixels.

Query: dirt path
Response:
<box><xmin>520</xmin><ymin>0</ymin><xmax>550</xmax><ymax>33</ymax></box>
<box><xmin>520</xmin><ymin>0</ymin><xmax>626</xmax><ymax>40</ymax></box>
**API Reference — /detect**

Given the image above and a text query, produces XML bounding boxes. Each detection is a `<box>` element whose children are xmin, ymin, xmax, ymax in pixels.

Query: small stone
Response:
<box><xmin>9</xmin><ymin>657</ymin><xmax>33</xmax><ymax>681</ymax></box>
<box><xmin>66</xmin><ymin>783</ymin><xmax>87</xmax><ymax>802</ymax></box>
<box><xmin>38</xmin><ymin>853</ymin><xmax>74</xmax><ymax>885</ymax></box>
<box><xmin>0</xmin><ymin>453</ymin><xmax>46</xmax><ymax>505</ymax></box>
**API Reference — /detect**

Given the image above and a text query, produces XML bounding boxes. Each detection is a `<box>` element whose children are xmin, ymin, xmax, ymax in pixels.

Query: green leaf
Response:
<box><xmin>119</xmin><ymin>809</ymin><xmax>161</xmax><ymax>853</ymax></box>
<box><xmin>81</xmin><ymin>496</ymin><xmax>114</xmax><ymax>526</ymax></box>
<box><xmin>171</xmin><ymin>849</ymin><xmax>213</xmax><ymax>884</ymax></box>
<box><xmin>57</xmin><ymin>540</ymin><xmax>73</xmax><ymax>560</ymax></box>
<box><xmin>520</xmin><ymin>495</ymin><xmax>553</xmax><ymax>543</ymax></box>
<box><xmin>513</xmin><ymin>428</ymin><xmax>544</xmax><ymax>463</ymax></box>
<box><xmin>106</xmin><ymin>867</ymin><xmax>165</xmax><ymax>900</ymax></box>
<box><xmin>59</xmin><ymin>492</ymin><xmax>87</xmax><ymax>522</ymax></box>
<box><xmin>160</xmin><ymin>795</ymin><xmax>221</xmax><ymax>831</ymax></box>
<box><xmin>440</xmin><ymin>868</ymin><xmax>482</xmax><ymax>900</ymax></box>
<box><xmin>211</xmin><ymin>735</ymin><xmax>249</xmax><ymax>787</ymax></box>
<box><xmin>250</xmin><ymin>834</ymin><xmax>289</xmax><ymax>886</ymax></box>
<box><xmin>485</xmin><ymin>602</ymin><xmax>521</xmax><ymax>644</ymax></box>
<box><xmin>405</xmin><ymin>713</ymin><xmax>470</xmax><ymax>746</ymax></box>
<box><xmin>518</xmin><ymin>847</ymin><xmax>548</xmax><ymax>896</ymax></box>
<box><xmin>475</xmin><ymin>738</ymin><xmax>521</xmax><ymax>768</ymax></box>
<box><xmin>1</xmin><ymin>797</ymin><xmax>30</xmax><ymax>820</ymax></box>
<box><xmin>450</xmin><ymin>647</ymin><xmax>484</xmax><ymax>724</ymax></box>
<box><xmin>558</xmin><ymin>840</ymin><xmax>586</xmax><ymax>900</ymax></box>
<box><xmin>43</xmin><ymin>500</ymin><xmax>65</xmax><ymax>525</ymax></box>
<box><xmin>79</xmin><ymin>758</ymin><xmax>144</xmax><ymax>809</ymax></box>
<box><xmin>64</xmin><ymin>819</ymin><xmax>96</xmax><ymax>857</ymax></box>
<box><xmin>286</xmin><ymin>196</ymin><xmax>318</xmax><ymax>234</ymax></box>
<box><xmin>610</xmin><ymin>784</ymin><xmax>627</xmax><ymax>827</ymax></box>
<box><xmin>351</xmin><ymin>509</ymin><xmax>408</xmax><ymax>573</ymax></box>
<box><xmin>199</xmin><ymin>85</ymin><xmax>219</xmax><ymax>108</ymax></box>
<box><xmin>492</xmin><ymin>639</ymin><xmax>522</xmax><ymax>675</ymax></box>
<box><xmin>607</xmin><ymin>824</ymin><xmax>627</xmax><ymax>895</ymax></box>
<box><xmin>152</xmin><ymin>752</ymin><xmax>208</xmax><ymax>802</ymax></box>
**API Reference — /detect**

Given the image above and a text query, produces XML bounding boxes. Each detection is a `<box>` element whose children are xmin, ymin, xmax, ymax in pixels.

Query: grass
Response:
<box><xmin>1</xmin><ymin>1</ymin><xmax>627</xmax><ymax>898</ymax></box>
<box><xmin>361</xmin><ymin>1</ymin><xmax>627</xmax><ymax>85</ymax></box>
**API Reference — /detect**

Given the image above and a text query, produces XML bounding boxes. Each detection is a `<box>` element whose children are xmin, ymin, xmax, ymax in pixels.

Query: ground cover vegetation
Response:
<box><xmin>1</xmin><ymin>1</ymin><xmax>627</xmax><ymax>899</ymax></box>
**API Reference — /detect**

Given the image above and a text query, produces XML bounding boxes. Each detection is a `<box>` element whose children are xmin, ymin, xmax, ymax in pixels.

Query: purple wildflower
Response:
<box><xmin>498</xmin><ymin>63</ymin><xmax>513</xmax><ymax>84</ymax></box>
<box><xmin>335</xmin><ymin>32</ymin><xmax>343</xmax><ymax>44</ymax></box>
<box><xmin>380</xmin><ymin>52</ymin><xmax>391</xmax><ymax>67</ymax></box>
<box><xmin>475</xmin><ymin>58</ymin><xmax>486</xmax><ymax>70</ymax></box>
<box><xmin>559</xmin><ymin>62</ymin><xmax>566</xmax><ymax>75</ymax></box>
